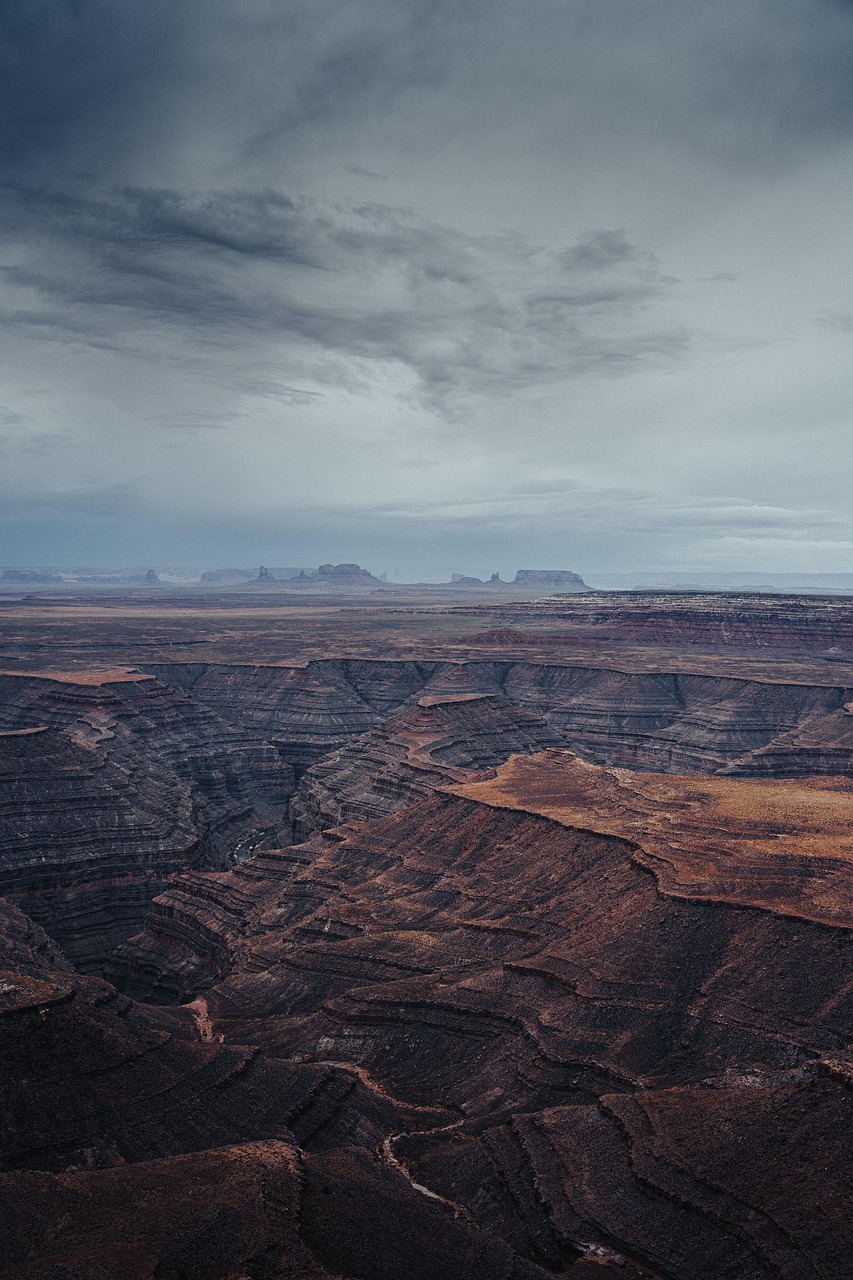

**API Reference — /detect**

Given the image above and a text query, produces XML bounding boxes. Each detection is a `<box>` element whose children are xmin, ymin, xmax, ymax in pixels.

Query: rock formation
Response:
<box><xmin>148</xmin><ymin>656</ymin><xmax>853</xmax><ymax>779</ymax></box>
<box><xmin>103</xmin><ymin>752</ymin><xmax>853</xmax><ymax>1277</ymax></box>
<box><xmin>513</xmin><ymin>568</ymin><xmax>588</xmax><ymax>590</ymax></box>
<box><xmin>3</xmin><ymin>592</ymin><xmax>853</xmax><ymax>1277</ymax></box>
<box><xmin>0</xmin><ymin>670</ymin><xmax>292</xmax><ymax>970</ymax></box>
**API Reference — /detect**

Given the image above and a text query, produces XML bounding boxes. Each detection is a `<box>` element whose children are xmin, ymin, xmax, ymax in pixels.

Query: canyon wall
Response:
<box><xmin>0</xmin><ymin>671</ymin><xmax>293</xmax><ymax>969</ymax></box>
<box><xmin>105</xmin><ymin>756</ymin><xmax>853</xmax><ymax>1278</ymax></box>
<box><xmin>5</xmin><ymin>593</ymin><xmax>853</xmax><ymax>1278</ymax></box>
<box><xmin>6</xmin><ymin>654</ymin><xmax>849</xmax><ymax>974</ymax></box>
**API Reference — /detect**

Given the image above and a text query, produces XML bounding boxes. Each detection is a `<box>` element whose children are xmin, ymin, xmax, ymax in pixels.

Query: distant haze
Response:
<box><xmin>2</xmin><ymin>2</ymin><xmax>853</xmax><ymax>578</ymax></box>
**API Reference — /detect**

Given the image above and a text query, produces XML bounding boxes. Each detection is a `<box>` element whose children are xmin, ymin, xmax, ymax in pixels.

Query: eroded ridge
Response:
<box><xmin>98</xmin><ymin>747</ymin><xmax>853</xmax><ymax>1278</ymax></box>
<box><xmin>0</xmin><ymin>670</ymin><xmax>292</xmax><ymax>969</ymax></box>
<box><xmin>6</xmin><ymin>599</ymin><xmax>853</xmax><ymax>1278</ymax></box>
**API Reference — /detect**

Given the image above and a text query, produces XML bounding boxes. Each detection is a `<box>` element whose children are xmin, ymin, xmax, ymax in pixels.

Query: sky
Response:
<box><xmin>2</xmin><ymin>0</ymin><xmax>853</xmax><ymax>581</ymax></box>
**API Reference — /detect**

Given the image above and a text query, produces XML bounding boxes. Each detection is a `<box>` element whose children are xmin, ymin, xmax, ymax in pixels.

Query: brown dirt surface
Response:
<box><xmin>0</xmin><ymin>667</ymin><xmax>153</xmax><ymax>684</ymax></box>
<box><xmin>4</xmin><ymin>590</ymin><xmax>853</xmax><ymax>683</ymax></box>
<box><xmin>451</xmin><ymin>749</ymin><xmax>853</xmax><ymax>924</ymax></box>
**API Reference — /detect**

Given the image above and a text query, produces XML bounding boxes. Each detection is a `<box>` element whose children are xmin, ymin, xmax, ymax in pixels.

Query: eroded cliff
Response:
<box><xmin>0</xmin><ymin>670</ymin><xmax>293</xmax><ymax>969</ymax></box>
<box><xmin>102</xmin><ymin>754</ymin><xmax>853</xmax><ymax>1277</ymax></box>
<box><xmin>4</xmin><ymin>594</ymin><xmax>853</xmax><ymax>1279</ymax></box>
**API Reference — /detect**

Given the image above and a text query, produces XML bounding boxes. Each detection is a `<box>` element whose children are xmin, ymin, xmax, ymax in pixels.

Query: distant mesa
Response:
<box><xmin>245</xmin><ymin>563</ymin><xmax>382</xmax><ymax>590</ymax></box>
<box><xmin>221</xmin><ymin>563</ymin><xmax>589</xmax><ymax>593</ymax></box>
<box><xmin>448</xmin><ymin>569</ymin><xmax>588</xmax><ymax>591</ymax></box>
<box><xmin>316</xmin><ymin>562</ymin><xmax>381</xmax><ymax>585</ymax></box>
<box><xmin>245</xmin><ymin>565</ymin><xmax>284</xmax><ymax>586</ymax></box>
<box><xmin>513</xmin><ymin>568</ymin><xmax>588</xmax><ymax>590</ymax></box>
<box><xmin>208</xmin><ymin>567</ymin><xmax>302</xmax><ymax>586</ymax></box>
<box><xmin>1</xmin><ymin>569</ymin><xmax>62</xmax><ymax>583</ymax></box>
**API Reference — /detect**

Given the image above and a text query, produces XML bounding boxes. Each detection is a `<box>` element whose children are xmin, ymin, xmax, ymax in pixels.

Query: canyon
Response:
<box><xmin>2</xmin><ymin>588</ymin><xmax>853</xmax><ymax>1278</ymax></box>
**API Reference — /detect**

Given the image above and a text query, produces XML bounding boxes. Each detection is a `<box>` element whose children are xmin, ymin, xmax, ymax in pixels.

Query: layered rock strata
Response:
<box><xmin>289</xmin><ymin>691</ymin><xmax>563</xmax><ymax>838</ymax></box>
<box><xmin>0</xmin><ymin>671</ymin><xmax>293</xmax><ymax>969</ymax></box>
<box><xmin>465</xmin><ymin>591</ymin><xmax>853</xmax><ymax>653</ymax></box>
<box><xmin>110</xmin><ymin>752</ymin><xmax>853</xmax><ymax>1276</ymax></box>
<box><xmin>6</xmin><ymin>654</ymin><xmax>853</xmax><ymax>977</ymax></box>
<box><xmin>7</xmin><ymin>617</ymin><xmax>853</xmax><ymax>1278</ymax></box>
<box><xmin>152</xmin><ymin>657</ymin><xmax>853</xmax><ymax>778</ymax></box>
<box><xmin>0</xmin><ymin>894</ymin><xmax>549</xmax><ymax>1279</ymax></box>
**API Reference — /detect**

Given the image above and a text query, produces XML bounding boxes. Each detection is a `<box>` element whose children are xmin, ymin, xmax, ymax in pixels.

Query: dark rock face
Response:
<box><xmin>151</xmin><ymin>656</ymin><xmax>853</xmax><ymax>779</ymax></box>
<box><xmin>0</xmin><ymin>672</ymin><xmax>293</xmax><ymax>970</ymax></box>
<box><xmin>0</xmin><ymin>725</ymin><xmax>200</xmax><ymax>970</ymax></box>
<box><xmin>0</xmin><ymin>889</ymin><xmax>549</xmax><ymax>1278</ymax></box>
<box><xmin>289</xmin><ymin>691</ymin><xmax>563</xmax><ymax>839</ymax></box>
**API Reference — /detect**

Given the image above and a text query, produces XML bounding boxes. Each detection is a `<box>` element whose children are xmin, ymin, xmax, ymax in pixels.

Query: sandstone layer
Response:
<box><xmin>103</xmin><ymin>751</ymin><xmax>853</xmax><ymax>1277</ymax></box>
<box><xmin>0</xmin><ymin>896</ymin><xmax>546</xmax><ymax>1279</ymax></box>
<box><xmin>0</xmin><ymin>670</ymin><xmax>292</xmax><ymax>970</ymax></box>
<box><xmin>3</xmin><ymin>593</ymin><xmax>853</xmax><ymax>1278</ymax></box>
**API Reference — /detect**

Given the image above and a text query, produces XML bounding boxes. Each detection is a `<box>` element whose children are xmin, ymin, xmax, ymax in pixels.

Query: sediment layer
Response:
<box><xmin>104</xmin><ymin>750</ymin><xmax>853</xmax><ymax>1276</ymax></box>
<box><xmin>0</xmin><ymin>671</ymin><xmax>293</xmax><ymax>969</ymax></box>
<box><xmin>4</xmin><ymin>594</ymin><xmax>853</xmax><ymax>1277</ymax></box>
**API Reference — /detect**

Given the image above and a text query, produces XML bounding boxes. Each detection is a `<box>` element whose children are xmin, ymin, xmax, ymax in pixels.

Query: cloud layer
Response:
<box><xmin>1</xmin><ymin>1</ymin><xmax>853</xmax><ymax>576</ymax></box>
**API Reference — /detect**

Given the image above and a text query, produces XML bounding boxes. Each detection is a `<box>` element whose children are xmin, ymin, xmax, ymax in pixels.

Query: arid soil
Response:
<box><xmin>2</xmin><ymin>590</ymin><xmax>853</xmax><ymax>1278</ymax></box>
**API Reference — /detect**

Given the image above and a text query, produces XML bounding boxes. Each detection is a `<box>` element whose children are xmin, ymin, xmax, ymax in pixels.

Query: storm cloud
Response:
<box><xmin>2</xmin><ymin>1</ymin><xmax>853</xmax><ymax>577</ymax></box>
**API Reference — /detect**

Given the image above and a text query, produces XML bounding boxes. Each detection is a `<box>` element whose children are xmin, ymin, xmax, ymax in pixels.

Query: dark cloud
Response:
<box><xmin>0</xmin><ymin>181</ymin><xmax>685</xmax><ymax>412</ymax></box>
<box><xmin>4</xmin><ymin>2</ymin><xmax>853</xmax><ymax>185</ymax></box>
<box><xmin>2</xmin><ymin>1</ymin><xmax>853</xmax><ymax>573</ymax></box>
<box><xmin>0</xmin><ymin>1</ymin><xmax>184</xmax><ymax>171</ymax></box>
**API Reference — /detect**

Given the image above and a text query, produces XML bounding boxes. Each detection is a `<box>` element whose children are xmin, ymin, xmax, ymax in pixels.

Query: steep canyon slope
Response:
<box><xmin>2</xmin><ymin>590</ymin><xmax>853</xmax><ymax>1278</ymax></box>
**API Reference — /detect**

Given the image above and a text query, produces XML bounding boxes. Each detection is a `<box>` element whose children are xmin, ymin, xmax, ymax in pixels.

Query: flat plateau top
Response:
<box><xmin>0</xmin><ymin>668</ymin><xmax>152</xmax><ymax>685</ymax></box>
<box><xmin>451</xmin><ymin>750</ymin><xmax>853</xmax><ymax>927</ymax></box>
<box><xmin>4</xmin><ymin>593</ymin><xmax>853</xmax><ymax>684</ymax></box>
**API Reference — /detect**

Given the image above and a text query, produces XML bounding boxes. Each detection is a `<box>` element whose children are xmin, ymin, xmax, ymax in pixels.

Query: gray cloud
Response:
<box><xmin>2</xmin><ymin>1</ymin><xmax>853</xmax><ymax>574</ymax></box>
<box><xmin>0</xmin><ymin>182</ymin><xmax>686</xmax><ymax>413</ymax></box>
<box><xmin>818</xmin><ymin>308</ymin><xmax>853</xmax><ymax>333</ymax></box>
<box><xmin>1</xmin><ymin>483</ymin><xmax>139</xmax><ymax>520</ymax></box>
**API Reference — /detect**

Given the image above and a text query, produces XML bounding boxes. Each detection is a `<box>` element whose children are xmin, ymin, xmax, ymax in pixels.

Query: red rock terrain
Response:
<box><xmin>2</xmin><ymin>591</ymin><xmax>853</xmax><ymax>1278</ymax></box>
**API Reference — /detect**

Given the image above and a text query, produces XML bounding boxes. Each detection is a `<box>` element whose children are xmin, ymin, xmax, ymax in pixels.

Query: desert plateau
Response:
<box><xmin>1</xmin><ymin>585</ymin><xmax>852</xmax><ymax>1278</ymax></box>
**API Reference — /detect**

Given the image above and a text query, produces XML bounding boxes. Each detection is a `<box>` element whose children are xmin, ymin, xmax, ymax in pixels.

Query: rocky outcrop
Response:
<box><xmin>0</xmin><ymin>889</ymin><xmax>549</xmax><ymax>1279</ymax></box>
<box><xmin>0</xmin><ymin>1139</ymin><xmax>550</xmax><ymax>1280</ymax></box>
<box><xmin>0</xmin><ymin>725</ymin><xmax>201</xmax><ymax>970</ymax></box>
<box><xmin>513</xmin><ymin>568</ymin><xmax>588</xmax><ymax>590</ymax></box>
<box><xmin>453</xmin><ymin>749</ymin><xmax>853</xmax><ymax>925</ymax></box>
<box><xmin>0</xmin><ymin>671</ymin><xmax>293</xmax><ymax>969</ymax></box>
<box><xmin>111</xmin><ymin>754</ymin><xmax>853</xmax><ymax>1276</ymax></box>
<box><xmin>150</xmin><ymin>659</ymin><xmax>444</xmax><ymax>770</ymax></box>
<box><xmin>152</xmin><ymin>657</ymin><xmax>853</xmax><ymax>779</ymax></box>
<box><xmin>8</xmin><ymin>654</ymin><xmax>853</xmax><ymax>976</ymax></box>
<box><xmin>289</xmin><ymin>692</ymin><xmax>563</xmax><ymax>838</ymax></box>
